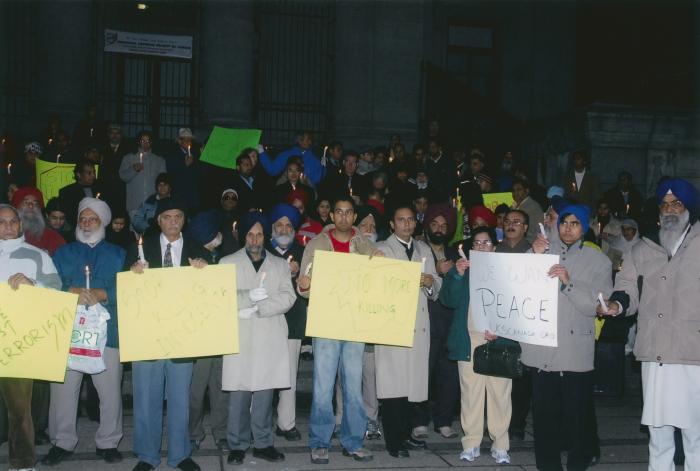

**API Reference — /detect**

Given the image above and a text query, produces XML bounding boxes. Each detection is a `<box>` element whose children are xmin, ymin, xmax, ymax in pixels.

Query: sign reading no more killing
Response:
<box><xmin>469</xmin><ymin>250</ymin><xmax>560</xmax><ymax>347</ymax></box>
<box><xmin>305</xmin><ymin>251</ymin><xmax>421</xmax><ymax>347</ymax></box>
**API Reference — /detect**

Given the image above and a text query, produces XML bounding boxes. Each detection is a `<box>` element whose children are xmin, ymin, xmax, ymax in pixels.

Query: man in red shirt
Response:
<box><xmin>11</xmin><ymin>187</ymin><xmax>66</xmax><ymax>256</ymax></box>
<box><xmin>297</xmin><ymin>197</ymin><xmax>381</xmax><ymax>465</ymax></box>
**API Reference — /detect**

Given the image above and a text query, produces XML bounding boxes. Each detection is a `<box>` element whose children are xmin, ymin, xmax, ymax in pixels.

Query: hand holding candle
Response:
<box><xmin>137</xmin><ymin>236</ymin><xmax>146</xmax><ymax>264</ymax></box>
<box><xmin>85</xmin><ymin>265</ymin><xmax>90</xmax><ymax>290</ymax></box>
<box><xmin>458</xmin><ymin>243</ymin><xmax>467</xmax><ymax>259</ymax></box>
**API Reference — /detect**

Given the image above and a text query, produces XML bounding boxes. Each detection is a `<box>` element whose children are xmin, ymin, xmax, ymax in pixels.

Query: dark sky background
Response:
<box><xmin>575</xmin><ymin>0</ymin><xmax>697</xmax><ymax>107</ymax></box>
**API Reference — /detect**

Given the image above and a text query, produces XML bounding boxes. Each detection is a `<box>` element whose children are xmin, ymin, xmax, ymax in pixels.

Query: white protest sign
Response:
<box><xmin>469</xmin><ymin>250</ymin><xmax>560</xmax><ymax>347</ymax></box>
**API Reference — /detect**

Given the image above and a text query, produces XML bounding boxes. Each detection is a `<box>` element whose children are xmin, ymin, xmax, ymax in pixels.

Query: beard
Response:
<box><xmin>272</xmin><ymin>229</ymin><xmax>295</xmax><ymax>247</ymax></box>
<box><xmin>19</xmin><ymin>207</ymin><xmax>45</xmax><ymax>238</ymax></box>
<box><xmin>76</xmin><ymin>226</ymin><xmax>105</xmax><ymax>246</ymax></box>
<box><xmin>659</xmin><ymin>210</ymin><xmax>690</xmax><ymax>255</ymax></box>
<box><xmin>363</xmin><ymin>232</ymin><xmax>377</xmax><ymax>243</ymax></box>
<box><xmin>426</xmin><ymin>230</ymin><xmax>446</xmax><ymax>245</ymax></box>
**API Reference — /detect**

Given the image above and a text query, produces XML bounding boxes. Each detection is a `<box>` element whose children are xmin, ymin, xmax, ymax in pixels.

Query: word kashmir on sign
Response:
<box><xmin>117</xmin><ymin>265</ymin><xmax>238</xmax><ymax>361</ymax></box>
<box><xmin>305</xmin><ymin>251</ymin><xmax>421</xmax><ymax>347</ymax></box>
<box><xmin>469</xmin><ymin>250</ymin><xmax>560</xmax><ymax>347</ymax></box>
<box><xmin>0</xmin><ymin>284</ymin><xmax>78</xmax><ymax>382</ymax></box>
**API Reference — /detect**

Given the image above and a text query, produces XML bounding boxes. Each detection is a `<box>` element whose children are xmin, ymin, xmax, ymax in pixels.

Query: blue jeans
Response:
<box><xmin>133</xmin><ymin>359</ymin><xmax>193</xmax><ymax>467</ymax></box>
<box><xmin>309</xmin><ymin>339</ymin><xmax>366</xmax><ymax>451</ymax></box>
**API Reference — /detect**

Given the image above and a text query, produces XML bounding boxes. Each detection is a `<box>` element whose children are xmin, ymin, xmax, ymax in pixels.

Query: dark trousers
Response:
<box><xmin>31</xmin><ymin>380</ymin><xmax>49</xmax><ymax>435</ymax></box>
<box><xmin>380</xmin><ymin>397</ymin><xmax>410</xmax><ymax>452</ymax></box>
<box><xmin>413</xmin><ymin>304</ymin><xmax>460</xmax><ymax>429</ymax></box>
<box><xmin>0</xmin><ymin>378</ymin><xmax>35</xmax><ymax>469</ymax></box>
<box><xmin>510</xmin><ymin>366</ymin><xmax>532</xmax><ymax>433</ymax></box>
<box><xmin>532</xmin><ymin>370</ymin><xmax>595</xmax><ymax>471</ymax></box>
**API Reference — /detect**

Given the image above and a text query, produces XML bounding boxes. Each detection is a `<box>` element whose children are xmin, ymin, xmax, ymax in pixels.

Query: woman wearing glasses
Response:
<box><xmin>439</xmin><ymin>227</ymin><xmax>514</xmax><ymax>465</ymax></box>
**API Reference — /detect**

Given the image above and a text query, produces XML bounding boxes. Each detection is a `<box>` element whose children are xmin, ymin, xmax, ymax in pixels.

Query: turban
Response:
<box><xmin>11</xmin><ymin>187</ymin><xmax>44</xmax><ymax>209</ymax></box>
<box><xmin>656</xmin><ymin>178</ymin><xmax>698</xmax><ymax>210</ymax></box>
<box><xmin>186</xmin><ymin>210</ymin><xmax>222</xmax><ymax>245</ymax></box>
<box><xmin>424</xmin><ymin>203</ymin><xmax>457</xmax><ymax>237</ymax></box>
<box><xmin>557</xmin><ymin>204</ymin><xmax>591</xmax><ymax>235</ymax></box>
<box><xmin>78</xmin><ymin>197</ymin><xmax>111</xmax><ymax>228</ymax></box>
<box><xmin>468</xmin><ymin>205</ymin><xmax>497</xmax><ymax>228</ymax></box>
<box><xmin>238</xmin><ymin>211</ymin><xmax>270</xmax><ymax>246</ymax></box>
<box><xmin>547</xmin><ymin>186</ymin><xmax>565</xmax><ymax>199</ymax></box>
<box><xmin>285</xmin><ymin>188</ymin><xmax>311</xmax><ymax>207</ymax></box>
<box><xmin>269</xmin><ymin>203</ymin><xmax>302</xmax><ymax>230</ymax></box>
<box><xmin>620</xmin><ymin>218</ymin><xmax>639</xmax><ymax>230</ymax></box>
<box><xmin>354</xmin><ymin>205</ymin><xmax>381</xmax><ymax>228</ymax></box>
<box><xmin>221</xmin><ymin>188</ymin><xmax>238</xmax><ymax>199</ymax></box>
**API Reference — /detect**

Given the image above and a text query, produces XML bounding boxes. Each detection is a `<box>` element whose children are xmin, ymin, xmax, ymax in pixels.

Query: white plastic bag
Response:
<box><xmin>67</xmin><ymin>303</ymin><xmax>110</xmax><ymax>374</ymax></box>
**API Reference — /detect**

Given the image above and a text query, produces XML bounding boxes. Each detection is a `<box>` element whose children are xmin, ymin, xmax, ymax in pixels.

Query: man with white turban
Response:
<box><xmin>42</xmin><ymin>197</ymin><xmax>127</xmax><ymax>466</ymax></box>
<box><xmin>600</xmin><ymin>178</ymin><xmax>700</xmax><ymax>470</ymax></box>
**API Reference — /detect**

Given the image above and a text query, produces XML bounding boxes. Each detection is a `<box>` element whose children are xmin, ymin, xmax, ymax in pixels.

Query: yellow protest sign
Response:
<box><xmin>0</xmin><ymin>284</ymin><xmax>78</xmax><ymax>382</ymax></box>
<box><xmin>117</xmin><ymin>264</ymin><xmax>238</xmax><ymax>361</ymax></box>
<box><xmin>482</xmin><ymin>192</ymin><xmax>514</xmax><ymax>212</ymax></box>
<box><xmin>306</xmin><ymin>251</ymin><xmax>421</xmax><ymax>347</ymax></box>
<box><xmin>35</xmin><ymin>159</ymin><xmax>99</xmax><ymax>201</ymax></box>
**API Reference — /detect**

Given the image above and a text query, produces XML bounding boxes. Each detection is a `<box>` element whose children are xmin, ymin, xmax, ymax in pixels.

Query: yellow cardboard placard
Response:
<box><xmin>306</xmin><ymin>251</ymin><xmax>421</xmax><ymax>347</ymax></box>
<box><xmin>0</xmin><ymin>284</ymin><xmax>78</xmax><ymax>382</ymax></box>
<box><xmin>35</xmin><ymin>158</ymin><xmax>99</xmax><ymax>202</ymax></box>
<box><xmin>117</xmin><ymin>265</ymin><xmax>238</xmax><ymax>361</ymax></box>
<box><xmin>482</xmin><ymin>192</ymin><xmax>514</xmax><ymax>212</ymax></box>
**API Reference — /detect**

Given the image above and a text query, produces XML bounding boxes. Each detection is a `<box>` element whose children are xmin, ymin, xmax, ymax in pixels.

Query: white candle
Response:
<box><xmin>95</xmin><ymin>192</ymin><xmax>101</xmax><ymax>200</ymax></box>
<box><xmin>139</xmin><ymin>152</ymin><xmax>143</xmax><ymax>164</ymax></box>
<box><xmin>85</xmin><ymin>266</ymin><xmax>90</xmax><ymax>290</ymax></box>
<box><xmin>259</xmin><ymin>271</ymin><xmax>266</xmax><ymax>288</ymax></box>
<box><xmin>349</xmin><ymin>187</ymin><xmax>353</xmax><ymax>197</ymax></box>
<box><xmin>597</xmin><ymin>292</ymin><xmax>608</xmax><ymax>313</ymax></box>
<box><xmin>458</xmin><ymin>244</ymin><xmax>466</xmax><ymax>259</ymax></box>
<box><xmin>6</xmin><ymin>163</ymin><xmax>11</xmax><ymax>175</ymax></box>
<box><xmin>232</xmin><ymin>221</ymin><xmax>237</xmax><ymax>233</ymax></box>
<box><xmin>538</xmin><ymin>222</ymin><xmax>547</xmax><ymax>239</ymax></box>
<box><xmin>287</xmin><ymin>255</ymin><xmax>293</xmax><ymax>265</ymax></box>
<box><xmin>626</xmin><ymin>204</ymin><xmax>630</xmax><ymax>214</ymax></box>
<box><xmin>90</xmin><ymin>127</ymin><xmax>94</xmax><ymax>138</ymax></box>
<box><xmin>452</xmin><ymin>197</ymin><xmax>457</xmax><ymax>208</ymax></box>
<box><xmin>48</xmin><ymin>138</ymin><xmax>53</xmax><ymax>146</ymax></box>
<box><xmin>56</xmin><ymin>153</ymin><xmax>61</xmax><ymax>163</ymax></box>
<box><xmin>421</xmin><ymin>257</ymin><xmax>426</xmax><ymax>271</ymax></box>
<box><xmin>304</xmin><ymin>262</ymin><xmax>313</xmax><ymax>276</ymax></box>
<box><xmin>137</xmin><ymin>236</ymin><xmax>145</xmax><ymax>263</ymax></box>
<box><xmin>187</xmin><ymin>145</ymin><xmax>191</xmax><ymax>157</ymax></box>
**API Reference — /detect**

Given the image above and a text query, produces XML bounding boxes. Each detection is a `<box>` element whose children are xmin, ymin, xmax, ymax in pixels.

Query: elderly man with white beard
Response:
<box><xmin>42</xmin><ymin>197</ymin><xmax>126</xmax><ymax>466</ymax></box>
<box><xmin>11</xmin><ymin>187</ymin><xmax>66</xmax><ymax>256</ymax></box>
<box><xmin>599</xmin><ymin>178</ymin><xmax>700</xmax><ymax>470</ymax></box>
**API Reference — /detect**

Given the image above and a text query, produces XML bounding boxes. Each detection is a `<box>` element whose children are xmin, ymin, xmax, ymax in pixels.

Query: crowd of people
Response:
<box><xmin>0</xmin><ymin>113</ymin><xmax>698</xmax><ymax>471</ymax></box>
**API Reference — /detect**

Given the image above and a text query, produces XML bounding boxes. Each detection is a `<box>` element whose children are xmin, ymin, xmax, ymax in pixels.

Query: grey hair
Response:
<box><xmin>0</xmin><ymin>203</ymin><xmax>22</xmax><ymax>233</ymax></box>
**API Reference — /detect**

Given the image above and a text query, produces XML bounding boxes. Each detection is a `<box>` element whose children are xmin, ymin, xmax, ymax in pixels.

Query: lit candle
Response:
<box><xmin>626</xmin><ymin>204</ymin><xmax>630</xmax><ymax>214</ymax></box>
<box><xmin>6</xmin><ymin>163</ymin><xmax>11</xmax><ymax>175</ymax></box>
<box><xmin>458</xmin><ymin>243</ymin><xmax>466</xmax><ymax>259</ymax></box>
<box><xmin>456</xmin><ymin>187</ymin><xmax>460</xmax><ymax>199</ymax></box>
<box><xmin>90</xmin><ymin>127</ymin><xmax>94</xmax><ymax>138</ymax></box>
<box><xmin>259</xmin><ymin>271</ymin><xmax>266</xmax><ymax>288</ymax></box>
<box><xmin>187</xmin><ymin>145</ymin><xmax>191</xmax><ymax>158</ymax></box>
<box><xmin>349</xmin><ymin>187</ymin><xmax>353</xmax><ymax>197</ymax></box>
<box><xmin>139</xmin><ymin>152</ymin><xmax>143</xmax><ymax>164</ymax></box>
<box><xmin>287</xmin><ymin>255</ymin><xmax>293</xmax><ymax>265</ymax></box>
<box><xmin>95</xmin><ymin>192</ymin><xmax>101</xmax><ymax>199</ymax></box>
<box><xmin>56</xmin><ymin>153</ymin><xmax>61</xmax><ymax>163</ymax></box>
<box><xmin>571</xmin><ymin>182</ymin><xmax>576</xmax><ymax>192</ymax></box>
<box><xmin>302</xmin><ymin>235</ymin><xmax>307</xmax><ymax>246</ymax></box>
<box><xmin>598</xmin><ymin>222</ymin><xmax>602</xmax><ymax>235</ymax></box>
<box><xmin>452</xmin><ymin>197</ymin><xmax>457</xmax><ymax>208</ymax></box>
<box><xmin>137</xmin><ymin>236</ymin><xmax>145</xmax><ymax>263</ymax></box>
<box><xmin>304</xmin><ymin>262</ymin><xmax>313</xmax><ymax>276</ymax></box>
<box><xmin>48</xmin><ymin>138</ymin><xmax>53</xmax><ymax>146</ymax></box>
<box><xmin>232</xmin><ymin>221</ymin><xmax>237</xmax><ymax>233</ymax></box>
<box><xmin>421</xmin><ymin>257</ymin><xmax>426</xmax><ymax>271</ymax></box>
<box><xmin>85</xmin><ymin>265</ymin><xmax>91</xmax><ymax>290</ymax></box>
<box><xmin>539</xmin><ymin>222</ymin><xmax>547</xmax><ymax>239</ymax></box>
<box><xmin>597</xmin><ymin>292</ymin><xmax>608</xmax><ymax>313</ymax></box>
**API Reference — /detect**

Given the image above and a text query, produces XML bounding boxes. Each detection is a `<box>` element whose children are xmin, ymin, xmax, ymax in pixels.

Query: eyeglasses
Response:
<box><xmin>503</xmin><ymin>219</ymin><xmax>525</xmax><ymax>226</ymax></box>
<box><xmin>473</xmin><ymin>240</ymin><xmax>493</xmax><ymax>247</ymax></box>
<box><xmin>660</xmin><ymin>199</ymin><xmax>684</xmax><ymax>211</ymax></box>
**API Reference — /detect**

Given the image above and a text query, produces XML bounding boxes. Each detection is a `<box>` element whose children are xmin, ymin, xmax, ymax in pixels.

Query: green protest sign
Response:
<box><xmin>200</xmin><ymin>127</ymin><xmax>262</xmax><ymax>170</ymax></box>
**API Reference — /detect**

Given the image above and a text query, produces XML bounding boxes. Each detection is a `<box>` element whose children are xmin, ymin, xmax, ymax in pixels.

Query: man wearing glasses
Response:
<box><xmin>496</xmin><ymin>209</ymin><xmax>531</xmax><ymax>442</ymax></box>
<box><xmin>297</xmin><ymin>197</ymin><xmax>380</xmax><ymax>465</ymax></box>
<box><xmin>119</xmin><ymin>130</ymin><xmax>167</xmax><ymax>220</ymax></box>
<box><xmin>600</xmin><ymin>178</ymin><xmax>700</xmax><ymax>470</ymax></box>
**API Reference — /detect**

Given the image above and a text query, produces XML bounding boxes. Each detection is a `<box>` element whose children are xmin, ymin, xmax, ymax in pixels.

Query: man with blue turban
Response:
<box><xmin>601</xmin><ymin>178</ymin><xmax>700</xmax><ymax>469</ymax></box>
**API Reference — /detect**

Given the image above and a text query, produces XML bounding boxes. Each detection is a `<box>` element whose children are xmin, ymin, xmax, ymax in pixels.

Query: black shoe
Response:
<box><xmin>227</xmin><ymin>450</ymin><xmax>245</xmax><ymax>465</ymax></box>
<box><xmin>404</xmin><ymin>437</ymin><xmax>426</xmax><ymax>449</ymax></box>
<box><xmin>41</xmin><ymin>446</ymin><xmax>73</xmax><ymax>466</ymax></box>
<box><xmin>176</xmin><ymin>457</ymin><xmax>201</xmax><ymax>471</ymax></box>
<box><xmin>388</xmin><ymin>448</ymin><xmax>410</xmax><ymax>458</ymax></box>
<box><xmin>215</xmin><ymin>438</ymin><xmax>230</xmax><ymax>451</ymax></box>
<box><xmin>132</xmin><ymin>462</ymin><xmax>155</xmax><ymax>471</ymax></box>
<box><xmin>275</xmin><ymin>426</ymin><xmax>302</xmax><ymax>441</ymax></box>
<box><xmin>253</xmin><ymin>446</ymin><xmax>285</xmax><ymax>462</ymax></box>
<box><xmin>97</xmin><ymin>447</ymin><xmax>123</xmax><ymax>463</ymax></box>
<box><xmin>509</xmin><ymin>428</ymin><xmax>525</xmax><ymax>441</ymax></box>
<box><xmin>35</xmin><ymin>430</ymin><xmax>50</xmax><ymax>445</ymax></box>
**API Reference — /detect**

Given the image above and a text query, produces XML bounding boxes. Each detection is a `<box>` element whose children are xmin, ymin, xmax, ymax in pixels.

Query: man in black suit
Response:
<box><xmin>125</xmin><ymin>200</ymin><xmax>208</xmax><ymax>471</ymax></box>
<box><xmin>58</xmin><ymin>158</ymin><xmax>106</xmax><ymax>227</ymax></box>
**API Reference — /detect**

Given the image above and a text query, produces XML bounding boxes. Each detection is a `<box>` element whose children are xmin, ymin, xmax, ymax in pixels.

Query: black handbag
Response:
<box><xmin>473</xmin><ymin>340</ymin><xmax>523</xmax><ymax>379</ymax></box>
